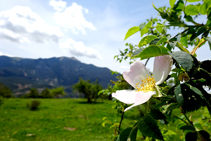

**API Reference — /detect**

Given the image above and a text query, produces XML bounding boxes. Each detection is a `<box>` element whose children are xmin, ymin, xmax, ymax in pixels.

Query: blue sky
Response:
<box><xmin>0</xmin><ymin>0</ymin><xmax>210</xmax><ymax>73</ymax></box>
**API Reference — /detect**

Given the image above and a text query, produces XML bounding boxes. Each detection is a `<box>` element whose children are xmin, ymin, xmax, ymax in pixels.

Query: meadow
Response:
<box><xmin>0</xmin><ymin>98</ymin><xmax>210</xmax><ymax>141</ymax></box>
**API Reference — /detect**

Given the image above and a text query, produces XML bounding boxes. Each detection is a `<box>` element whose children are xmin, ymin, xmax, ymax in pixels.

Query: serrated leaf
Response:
<box><xmin>169</xmin><ymin>51</ymin><xmax>193</xmax><ymax>71</ymax></box>
<box><xmin>137</xmin><ymin>114</ymin><xmax>163</xmax><ymax>140</ymax></box>
<box><xmin>116</xmin><ymin>127</ymin><xmax>132</xmax><ymax>141</ymax></box>
<box><xmin>124</xmin><ymin>26</ymin><xmax>140</xmax><ymax>40</ymax></box>
<box><xmin>185</xmin><ymin>5</ymin><xmax>199</xmax><ymax>15</ymax></box>
<box><xmin>138</xmin><ymin>35</ymin><xmax>157</xmax><ymax>47</ymax></box>
<box><xmin>150</xmin><ymin>38</ymin><xmax>161</xmax><ymax>45</ymax></box>
<box><xmin>170</xmin><ymin>0</ymin><xmax>176</xmax><ymax>7</ymax></box>
<box><xmin>141</xmin><ymin>21</ymin><xmax>152</xmax><ymax>37</ymax></box>
<box><xmin>186</xmin><ymin>84</ymin><xmax>204</xmax><ymax>98</ymax></box>
<box><xmin>174</xmin><ymin>84</ymin><xmax>204</xmax><ymax>112</ymax></box>
<box><xmin>133</xmin><ymin>45</ymin><xmax>169</xmax><ymax>60</ymax></box>
<box><xmin>132</xmin><ymin>48</ymin><xmax>144</xmax><ymax>57</ymax></box>
<box><xmin>156</xmin><ymin>37</ymin><xmax>168</xmax><ymax>45</ymax></box>
<box><xmin>187</xmin><ymin>0</ymin><xmax>200</xmax><ymax>2</ymax></box>
<box><xmin>200</xmin><ymin>3</ymin><xmax>207</xmax><ymax>15</ymax></box>
<box><xmin>180</xmin><ymin>125</ymin><xmax>195</xmax><ymax>131</ymax></box>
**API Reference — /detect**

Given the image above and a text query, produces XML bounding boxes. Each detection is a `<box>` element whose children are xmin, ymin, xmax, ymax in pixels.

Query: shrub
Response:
<box><xmin>27</xmin><ymin>100</ymin><xmax>41</xmax><ymax>110</ymax></box>
<box><xmin>0</xmin><ymin>96</ymin><xmax>3</xmax><ymax>105</ymax></box>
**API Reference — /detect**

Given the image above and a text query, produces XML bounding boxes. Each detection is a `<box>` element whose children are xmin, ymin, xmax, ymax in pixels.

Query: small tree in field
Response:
<box><xmin>72</xmin><ymin>78</ymin><xmax>103</xmax><ymax>103</ymax></box>
<box><xmin>50</xmin><ymin>87</ymin><xmax>66</xmax><ymax>98</ymax></box>
<box><xmin>26</xmin><ymin>88</ymin><xmax>39</xmax><ymax>98</ymax></box>
<box><xmin>40</xmin><ymin>88</ymin><xmax>54</xmax><ymax>98</ymax></box>
<box><xmin>0</xmin><ymin>83</ymin><xmax>13</xmax><ymax>98</ymax></box>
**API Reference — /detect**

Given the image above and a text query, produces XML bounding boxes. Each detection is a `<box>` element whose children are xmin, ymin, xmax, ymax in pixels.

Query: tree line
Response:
<box><xmin>0</xmin><ymin>77</ymin><xmax>106</xmax><ymax>103</ymax></box>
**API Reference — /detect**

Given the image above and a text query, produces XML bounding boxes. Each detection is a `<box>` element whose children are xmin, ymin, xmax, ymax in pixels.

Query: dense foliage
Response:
<box><xmin>22</xmin><ymin>87</ymin><xmax>66</xmax><ymax>98</ymax></box>
<box><xmin>0</xmin><ymin>83</ymin><xmax>13</xmax><ymax>98</ymax></box>
<box><xmin>106</xmin><ymin>0</ymin><xmax>211</xmax><ymax>140</ymax></box>
<box><xmin>73</xmin><ymin>78</ymin><xmax>103</xmax><ymax>103</ymax></box>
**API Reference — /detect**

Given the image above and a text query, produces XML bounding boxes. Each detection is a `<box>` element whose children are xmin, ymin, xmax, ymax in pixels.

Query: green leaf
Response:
<box><xmin>141</xmin><ymin>21</ymin><xmax>152</xmax><ymax>37</ymax></box>
<box><xmin>199</xmin><ymin>3</ymin><xmax>207</xmax><ymax>15</ymax></box>
<box><xmin>149</xmin><ymin>109</ymin><xmax>167</xmax><ymax>122</ymax></box>
<box><xmin>185</xmin><ymin>132</ymin><xmax>197</xmax><ymax>141</ymax></box>
<box><xmin>129</xmin><ymin>126</ymin><xmax>138</xmax><ymax>141</ymax></box>
<box><xmin>116</xmin><ymin>127</ymin><xmax>132</xmax><ymax>141</ymax></box>
<box><xmin>139</xmin><ymin>23</ymin><xmax>146</xmax><ymax>30</ymax></box>
<box><xmin>132</xmin><ymin>48</ymin><xmax>144</xmax><ymax>57</ymax></box>
<box><xmin>180</xmin><ymin>125</ymin><xmax>195</xmax><ymax>131</ymax></box>
<box><xmin>137</xmin><ymin>114</ymin><xmax>163</xmax><ymax>140</ymax></box>
<box><xmin>187</xmin><ymin>0</ymin><xmax>200</xmax><ymax>2</ymax></box>
<box><xmin>205</xmin><ymin>37</ymin><xmax>211</xmax><ymax>50</ymax></box>
<box><xmin>198</xmin><ymin>130</ymin><xmax>210</xmax><ymax>141</ymax></box>
<box><xmin>174</xmin><ymin>84</ymin><xmax>204</xmax><ymax>112</ymax></box>
<box><xmin>169</xmin><ymin>0</ymin><xmax>176</xmax><ymax>7</ymax></box>
<box><xmin>169</xmin><ymin>51</ymin><xmax>193</xmax><ymax>71</ymax></box>
<box><xmin>185</xmin><ymin>84</ymin><xmax>204</xmax><ymax>98</ymax></box>
<box><xmin>156</xmin><ymin>37</ymin><xmax>168</xmax><ymax>45</ymax></box>
<box><xmin>149</xmin><ymin>38</ymin><xmax>161</xmax><ymax>45</ymax></box>
<box><xmin>185</xmin><ymin>5</ymin><xmax>199</xmax><ymax>15</ymax></box>
<box><xmin>193</xmin><ymin>123</ymin><xmax>203</xmax><ymax>130</ymax></box>
<box><xmin>180</xmin><ymin>36</ymin><xmax>188</xmax><ymax>47</ymax></box>
<box><xmin>156</xmin><ymin>23</ymin><xmax>164</xmax><ymax>33</ymax></box>
<box><xmin>205</xmin><ymin>0</ymin><xmax>211</xmax><ymax>7</ymax></box>
<box><xmin>124</xmin><ymin>26</ymin><xmax>140</xmax><ymax>40</ymax></box>
<box><xmin>133</xmin><ymin>45</ymin><xmax>169</xmax><ymax>60</ymax></box>
<box><xmin>138</xmin><ymin>35</ymin><xmax>157</xmax><ymax>47</ymax></box>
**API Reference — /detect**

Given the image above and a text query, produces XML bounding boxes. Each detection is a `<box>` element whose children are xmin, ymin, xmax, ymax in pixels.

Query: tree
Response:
<box><xmin>50</xmin><ymin>86</ymin><xmax>66</xmax><ymax>98</ymax></box>
<box><xmin>26</xmin><ymin>88</ymin><xmax>39</xmax><ymax>98</ymax></box>
<box><xmin>72</xmin><ymin>78</ymin><xmax>103</xmax><ymax>103</ymax></box>
<box><xmin>0</xmin><ymin>83</ymin><xmax>13</xmax><ymax>98</ymax></box>
<box><xmin>40</xmin><ymin>88</ymin><xmax>53</xmax><ymax>98</ymax></box>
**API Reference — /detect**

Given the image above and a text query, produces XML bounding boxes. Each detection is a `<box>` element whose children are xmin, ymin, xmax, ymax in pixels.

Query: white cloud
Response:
<box><xmin>60</xmin><ymin>38</ymin><xmax>102</xmax><ymax>59</ymax></box>
<box><xmin>53</xmin><ymin>2</ymin><xmax>96</xmax><ymax>34</ymax></box>
<box><xmin>0</xmin><ymin>6</ymin><xmax>63</xmax><ymax>43</ymax></box>
<box><xmin>49</xmin><ymin>0</ymin><xmax>66</xmax><ymax>12</ymax></box>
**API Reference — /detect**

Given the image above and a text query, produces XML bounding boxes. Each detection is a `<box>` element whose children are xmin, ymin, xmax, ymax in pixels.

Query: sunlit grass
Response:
<box><xmin>0</xmin><ymin>98</ymin><xmax>210</xmax><ymax>141</ymax></box>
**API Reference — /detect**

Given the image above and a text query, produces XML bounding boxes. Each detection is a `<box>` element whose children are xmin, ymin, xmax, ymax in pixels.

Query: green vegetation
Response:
<box><xmin>73</xmin><ymin>78</ymin><xmax>103</xmax><ymax>103</ymax></box>
<box><xmin>0</xmin><ymin>98</ymin><xmax>210</xmax><ymax>141</ymax></box>
<box><xmin>22</xmin><ymin>87</ymin><xmax>66</xmax><ymax>98</ymax></box>
<box><xmin>0</xmin><ymin>83</ymin><xmax>13</xmax><ymax>98</ymax></box>
<box><xmin>27</xmin><ymin>100</ymin><xmax>41</xmax><ymax>110</ymax></box>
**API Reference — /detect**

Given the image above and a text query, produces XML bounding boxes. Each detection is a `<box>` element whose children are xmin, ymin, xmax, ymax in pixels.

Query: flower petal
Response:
<box><xmin>153</xmin><ymin>55</ymin><xmax>173</xmax><ymax>85</ymax></box>
<box><xmin>112</xmin><ymin>90</ymin><xmax>137</xmax><ymax>104</ymax></box>
<box><xmin>124</xmin><ymin>91</ymin><xmax>156</xmax><ymax>111</ymax></box>
<box><xmin>123</xmin><ymin>61</ymin><xmax>151</xmax><ymax>88</ymax></box>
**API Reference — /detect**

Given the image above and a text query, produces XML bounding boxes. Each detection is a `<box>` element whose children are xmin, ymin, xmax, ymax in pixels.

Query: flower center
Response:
<box><xmin>135</xmin><ymin>75</ymin><xmax>156</xmax><ymax>92</ymax></box>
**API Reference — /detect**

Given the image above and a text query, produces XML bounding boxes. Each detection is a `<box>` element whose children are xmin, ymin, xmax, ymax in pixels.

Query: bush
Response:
<box><xmin>27</xmin><ymin>100</ymin><xmax>41</xmax><ymax>110</ymax></box>
<box><xmin>0</xmin><ymin>96</ymin><xmax>3</xmax><ymax>105</ymax></box>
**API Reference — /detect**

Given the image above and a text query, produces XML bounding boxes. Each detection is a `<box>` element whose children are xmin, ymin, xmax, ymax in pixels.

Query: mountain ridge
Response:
<box><xmin>0</xmin><ymin>55</ymin><xmax>118</xmax><ymax>97</ymax></box>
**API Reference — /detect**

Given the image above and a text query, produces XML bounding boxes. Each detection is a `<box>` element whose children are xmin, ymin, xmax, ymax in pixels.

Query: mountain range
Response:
<box><xmin>0</xmin><ymin>56</ymin><xmax>118</xmax><ymax>97</ymax></box>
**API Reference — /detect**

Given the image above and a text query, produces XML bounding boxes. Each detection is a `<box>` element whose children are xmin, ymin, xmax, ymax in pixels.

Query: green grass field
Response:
<box><xmin>0</xmin><ymin>98</ymin><xmax>210</xmax><ymax>141</ymax></box>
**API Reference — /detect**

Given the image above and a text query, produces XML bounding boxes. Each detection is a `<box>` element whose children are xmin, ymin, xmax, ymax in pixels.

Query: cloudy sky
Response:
<box><xmin>0</xmin><ymin>0</ymin><xmax>210</xmax><ymax>73</ymax></box>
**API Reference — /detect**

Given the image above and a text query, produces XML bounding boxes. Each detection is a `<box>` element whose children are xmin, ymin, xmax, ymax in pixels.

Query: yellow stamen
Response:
<box><xmin>135</xmin><ymin>75</ymin><xmax>156</xmax><ymax>92</ymax></box>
